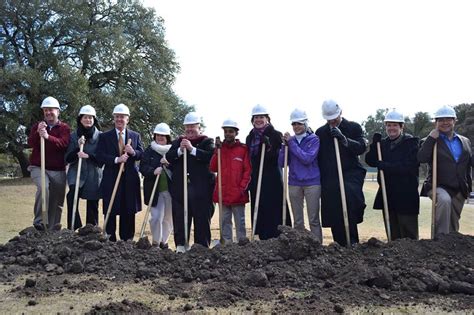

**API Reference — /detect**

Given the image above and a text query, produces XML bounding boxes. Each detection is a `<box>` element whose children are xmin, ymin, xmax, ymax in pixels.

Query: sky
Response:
<box><xmin>144</xmin><ymin>0</ymin><xmax>474</xmax><ymax>138</ymax></box>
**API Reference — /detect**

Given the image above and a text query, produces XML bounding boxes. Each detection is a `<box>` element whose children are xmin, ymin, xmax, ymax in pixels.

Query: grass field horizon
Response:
<box><xmin>0</xmin><ymin>177</ymin><xmax>472</xmax><ymax>246</ymax></box>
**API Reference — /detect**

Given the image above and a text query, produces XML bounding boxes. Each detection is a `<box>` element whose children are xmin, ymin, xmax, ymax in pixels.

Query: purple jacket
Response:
<box><xmin>278</xmin><ymin>132</ymin><xmax>320</xmax><ymax>186</ymax></box>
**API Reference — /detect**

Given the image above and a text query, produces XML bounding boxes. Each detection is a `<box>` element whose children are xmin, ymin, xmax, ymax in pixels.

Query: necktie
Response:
<box><xmin>118</xmin><ymin>131</ymin><xmax>125</xmax><ymax>153</ymax></box>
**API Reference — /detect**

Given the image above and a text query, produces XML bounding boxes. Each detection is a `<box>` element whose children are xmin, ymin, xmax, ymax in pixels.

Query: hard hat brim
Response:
<box><xmin>323</xmin><ymin>111</ymin><xmax>341</xmax><ymax>120</ymax></box>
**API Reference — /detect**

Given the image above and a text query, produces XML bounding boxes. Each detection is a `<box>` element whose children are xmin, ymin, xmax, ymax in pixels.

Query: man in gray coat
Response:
<box><xmin>418</xmin><ymin>105</ymin><xmax>473</xmax><ymax>236</ymax></box>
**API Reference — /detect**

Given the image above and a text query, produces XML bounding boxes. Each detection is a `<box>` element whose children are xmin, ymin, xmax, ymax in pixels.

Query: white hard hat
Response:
<box><xmin>434</xmin><ymin>105</ymin><xmax>456</xmax><ymax>119</ymax></box>
<box><xmin>251</xmin><ymin>104</ymin><xmax>269</xmax><ymax>116</ymax></box>
<box><xmin>153</xmin><ymin>122</ymin><xmax>171</xmax><ymax>135</ymax></box>
<box><xmin>290</xmin><ymin>108</ymin><xmax>308</xmax><ymax>123</ymax></box>
<box><xmin>78</xmin><ymin>105</ymin><xmax>96</xmax><ymax>117</ymax></box>
<box><xmin>113</xmin><ymin>103</ymin><xmax>130</xmax><ymax>116</ymax></box>
<box><xmin>384</xmin><ymin>108</ymin><xmax>404</xmax><ymax>123</ymax></box>
<box><xmin>40</xmin><ymin>96</ymin><xmax>60</xmax><ymax>109</ymax></box>
<box><xmin>322</xmin><ymin>99</ymin><xmax>341</xmax><ymax>120</ymax></box>
<box><xmin>183</xmin><ymin>112</ymin><xmax>200</xmax><ymax>125</ymax></box>
<box><xmin>222</xmin><ymin>118</ymin><xmax>239</xmax><ymax>130</ymax></box>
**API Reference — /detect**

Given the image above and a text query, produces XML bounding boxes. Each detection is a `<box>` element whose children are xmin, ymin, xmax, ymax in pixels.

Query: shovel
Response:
<box><xmin>251</xmin><ymin>142</ymin><xmax>266</xmax><ymax>241</ymax></box>
<box><xmin>431</xmin><ymin>142</ymin><xmax>438</xmax><ymax>239</ymax></box>
<box><xmin>139</xmin><ymin>171</ymin><xmax>161</xmax><ymax>239</ymax></box>
<box><xmin>376</xmin><ymin>142</ymin><xmax>391</xmax><ymax>242</ymax></box>
<box><xmin>217</xmin><ymin>141</ymin><xmax>225</xmax><ymax>245</ymax></box>
<box><xmin>102</xmin><ymin>138</ymin><xmax>131</xmax><ymax>237</ymax></box>
<box><xmin>282</xmin><ymin>143</ymin><xmax>289</xmax><ymax>226</ymax></box>
<box><xmin>183</xmin><ymin>148</ymin><xmax>189</xmax><ymax>250</ymax></box>
<box><xmin>40</xmin><ymin>136</ymin><xmax>48</xmax><ymax>229</ymax></box>
<box><xmin>71</xmin><ymin>136</ymin><xmax>85</xmax><ymax>230</ymax></box>
<box><xmin>334</xmin><ymin>138</ymin><xmax>350</xmax><ymax>247</ymax></box>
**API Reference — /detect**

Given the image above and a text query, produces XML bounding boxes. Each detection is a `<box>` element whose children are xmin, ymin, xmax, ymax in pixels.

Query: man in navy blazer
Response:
<box><xmin>96</xmin><ymin>103</ymin><xmax>144</xmax><ymax>241</ymax></box>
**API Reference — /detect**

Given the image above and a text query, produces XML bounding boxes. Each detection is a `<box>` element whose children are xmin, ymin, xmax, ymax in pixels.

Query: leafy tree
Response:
<box><xmin>362</xmin><ymin>108</ymin><xmax>388</xmax><ymax>140</ymax></box>
<box><xmin>454</xmin><ymin>103</ymin><xmax>474</xmax><ymax>148</ymax></box>
<box><xmin>0</xmin><ymin>0</ymin><xmax>191</xmax><ymax>177</ymax></box>
<box><xmin>409</xmin><ymin>111</ymin><xmax>432</xmax><ymax>139</ymax></box>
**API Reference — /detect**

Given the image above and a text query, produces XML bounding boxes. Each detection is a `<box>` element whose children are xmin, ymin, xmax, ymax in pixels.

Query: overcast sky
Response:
<box><xmin>145</xmin><ymin>0</ymin><xmax>474</xmax><ymax>138</ymax></box>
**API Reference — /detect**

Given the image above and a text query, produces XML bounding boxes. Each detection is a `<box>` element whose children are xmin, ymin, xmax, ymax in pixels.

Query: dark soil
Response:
<box><xmin>0</xmin><ymin>224</ymin><xmax>473</xmax><ymax>313</ymax></box>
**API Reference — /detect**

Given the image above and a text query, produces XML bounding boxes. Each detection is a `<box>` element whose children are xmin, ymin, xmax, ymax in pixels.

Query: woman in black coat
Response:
<box><xmin>139</xmin><ymin>123</ymin><xmax>173</xmax><ymax>248</ymax></box>
<box><xmin>365</xmin><ymin>110</ymin><xmax>420</xmax><ymax>240</ymax></box>
<box><xmin>246</xmin><ymin>104</ymin><xmax>291</xmax><ymax>240</ymax></box>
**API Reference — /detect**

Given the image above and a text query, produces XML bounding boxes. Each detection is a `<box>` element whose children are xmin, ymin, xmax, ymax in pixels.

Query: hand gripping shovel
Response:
<box><xmin>376</xmin><ymin>142</ymin><xmax>391</xmax><ymax>242</ymax></box>
<box><xmin>71</xmin><ymin>136</ymin><xmax>85</xmax><ymax>230</ymax></box>
<box><xmin>334</xmin><ymin>138</ymin><xmax>351</xmax><ymax>247</ymax></box>
<box><xmin>102</xmin><ymin>139</ymin><xmax>131</xmax><ymax>237</ymax></box>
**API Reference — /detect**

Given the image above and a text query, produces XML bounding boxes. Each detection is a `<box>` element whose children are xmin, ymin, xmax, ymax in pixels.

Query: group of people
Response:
<box><xmin>28</xmin><ymin>96</ymin><xmax>473</xmax><ymax>251</ymax></box>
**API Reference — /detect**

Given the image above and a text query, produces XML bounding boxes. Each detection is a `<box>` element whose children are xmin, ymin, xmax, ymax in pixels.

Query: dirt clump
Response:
<box><xmin>0</xmin><ymin>224</ymin><xmax>473</xmax><ymax>312</ymax></box>
<box><xmin>86</xmin><ymin>299</ymin><xmax>155</xmax><ymax>314</ymax></box>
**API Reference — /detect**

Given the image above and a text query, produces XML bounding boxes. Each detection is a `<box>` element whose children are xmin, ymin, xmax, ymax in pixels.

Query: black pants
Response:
<box><xmin>105</xmin><ymin>213</ymin><xmax>136</xmax><ymax>242</ymax></box>
<box><xmin>66</xmin><ymin>185</ymin><xmax>99</xmax><ymax>230</ymax></box>
<box><xmin>387</xmin><ymin>211</ymin><xmax>419</xmax><ymax>240</ymax></box>
<box><xmin>331</xmin><ymin>220</ymin><xmax>359</xmax><ymax>246</ymax></box>
<box><xmin>172</xmin><ymin>185</ymin><xmax>214</xmax><ymax>247</ymax></box>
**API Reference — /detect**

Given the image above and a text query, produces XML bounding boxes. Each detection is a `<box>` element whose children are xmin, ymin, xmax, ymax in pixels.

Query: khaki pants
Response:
<box><xmin>29</xmin><ymin>166</ymin><xmax>66</xmax><ymax>228</ymax></box>
<box><xmin>429</xmin><ymin>188</ymin><xmax>465</xmax><ymax>236</ymax></box>
<box><xmin>289</xmin><ymin>185</ymin><xmax>322</xmax><ymax>242</ymax></box>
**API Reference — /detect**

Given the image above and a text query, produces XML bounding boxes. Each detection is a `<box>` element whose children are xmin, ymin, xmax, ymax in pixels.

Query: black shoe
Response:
<box><xmin>159</xmin><ymin>242</ymin><xmax>169</xmax><ymax>249</ymax></box>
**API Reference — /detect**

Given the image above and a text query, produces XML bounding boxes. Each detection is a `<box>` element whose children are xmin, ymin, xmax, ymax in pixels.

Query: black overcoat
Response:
<box><xmin>315</xmin><ymin>119</ymin><xmax>367</xmax><ymax>227</ymax></box>
<box><xmin>365</xmin><ymin>134</ymin><xmax>420</xmax><ymax>215</ymax></box>
<box><xmin>96</xmin><ymin>128</ymin><xmax>143</xmax><ymax>215</ymax></box>
<box><xmin>246</xmin><ymin>124</ymin><xmax>291</xmax><ymax>240</ymax></box>
<box><xmin>139</xmin><ymin>146</ymin><xmax>172</xmax><ymax>207</ymax></box>
<box><xmin>165</xmin><ymin>136</ymin><xmax>215</xmax><ymax>214</ymax></box>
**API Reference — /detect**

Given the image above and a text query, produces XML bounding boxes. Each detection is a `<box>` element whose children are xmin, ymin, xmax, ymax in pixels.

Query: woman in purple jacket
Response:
<box><xmin>279</xmin><ymin>109</ymin><xmax>322</xmax><ymax>242</ymax></box>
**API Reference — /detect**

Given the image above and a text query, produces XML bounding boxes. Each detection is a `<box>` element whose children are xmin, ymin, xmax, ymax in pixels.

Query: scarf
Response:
<box><xmin>151</xmin><ymin>142</ymin><xmax>172</xmax><ymax>156</ymax></box>
<box><xmin>249</xmin><ymin>124</ymin><xmax>269</xmax><ymax>157</ymax></box>
<box><xmin>77</xmin><ymin>125</ymin><xmax>95</xmax><ymax>140</ymax></box>
<box><xmin>179</xmin><ymin>135</ymin><xmax>207</xmax><ymax>146</ymax></box>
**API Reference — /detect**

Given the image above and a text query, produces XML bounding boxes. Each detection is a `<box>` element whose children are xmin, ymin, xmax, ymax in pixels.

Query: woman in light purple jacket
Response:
<box><xmin>278</xmin><ymin>109</ymin><xmax>322</xmax><ymax>242</ymax></box>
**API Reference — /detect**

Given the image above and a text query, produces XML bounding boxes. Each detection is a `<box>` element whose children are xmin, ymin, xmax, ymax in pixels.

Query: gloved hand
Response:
<box><xmin>215</xmin><ymin>136</ymin><xmax>222</xmax><ymax>148</ymax></box>
<box><xmin>282</xmin><ymin>132</ymin><xmax>290</xmax><ymax>145</ymax></box>
<box><xmin>372</xmin><ymin>132</ymin><xmax>382</xmax><ymax>144</ymax></box>
<box><xmin>331</xmin><ymin>127</ymin><xmax>347</xmax><ymax>144</ymax></box>
<box><xmin>376</xmin><ymin>161</ymin><xmax>387</xmax><ymax>170</ymax></box>
<box><xmin>263</xmin><ymin>135</ymin><xmax>270</xmax><ymax>146</ymax></box>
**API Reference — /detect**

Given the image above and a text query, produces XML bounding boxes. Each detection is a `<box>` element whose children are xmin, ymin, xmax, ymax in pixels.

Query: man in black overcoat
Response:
<box><xmin>315</xmin><ymin>100</ymin><xmax>366</xmax><ymax>246</ymax></box>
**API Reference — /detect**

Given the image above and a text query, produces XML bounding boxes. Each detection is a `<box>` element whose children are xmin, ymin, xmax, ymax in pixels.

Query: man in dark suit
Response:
<box><xmin>96</xmin><ymin>103</ymin><xmax>144</xmax><ymax>241</ymax></box>
<box><xmin>316</xmin><ymin>100</ymin><xmax>367</xmax><ymax>246</ymax></box>
<box><xmin>418</xmin><ymin>105</ymin><xmax>472</xmax><ymax>237</ymax></box>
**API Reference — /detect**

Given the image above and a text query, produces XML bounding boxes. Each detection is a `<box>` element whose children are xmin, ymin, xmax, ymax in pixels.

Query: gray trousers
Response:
<box><xmin>429</xmin><ymin>188</ymin><xmax>465</xmax><ymax>236</ymax></box>
<box><xmin>29</xmin><ymin>166</ymin><xmax>66</xmax><ymax>228</ymax></box>
<box><xmin>288</xmin><ymin>185</ymin><xmax>323</xmax><ymax>242</ymax></box>
<box><xmin>221</xmin><ymin>204</ymin><xmax>246</xmax><ymax>243</ymax></box>
<box><xmin>149</xmin><ymin>191</ymin><xmax>173</xmax><ymax>245</ymax></box>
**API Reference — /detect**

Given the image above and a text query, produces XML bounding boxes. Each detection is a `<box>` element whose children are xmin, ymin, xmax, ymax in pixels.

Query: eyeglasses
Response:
<box><xmin>291</xmin><ymin>122</ymin><xmax>304</xmax><ymax>126</ymax></box>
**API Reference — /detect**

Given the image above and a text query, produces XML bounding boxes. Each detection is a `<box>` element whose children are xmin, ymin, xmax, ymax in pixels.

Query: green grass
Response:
<box><xmin>0</xmin><ymin>178</ymin><xmax>472</xmax><ymax>245</ymax></box>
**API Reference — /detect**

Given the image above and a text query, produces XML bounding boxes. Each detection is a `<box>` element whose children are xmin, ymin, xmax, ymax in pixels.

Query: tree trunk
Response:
<box><xmin>10</xmin><ymin>148</ymin><xmax>30</xmax><ymax>178</ymax></box>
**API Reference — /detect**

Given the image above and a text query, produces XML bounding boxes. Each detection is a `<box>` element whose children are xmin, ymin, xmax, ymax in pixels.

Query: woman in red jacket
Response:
<box><xmin>210</xmin><ymin>119</ymin><xmax>251</xmax><ymax>243</ymax></box>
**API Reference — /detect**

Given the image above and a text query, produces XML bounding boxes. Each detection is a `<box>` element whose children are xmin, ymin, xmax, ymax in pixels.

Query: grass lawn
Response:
<box><xmin>0</xmin><ymin>178</ymin><xmax>472</xmax><ymax>246</ymax></box>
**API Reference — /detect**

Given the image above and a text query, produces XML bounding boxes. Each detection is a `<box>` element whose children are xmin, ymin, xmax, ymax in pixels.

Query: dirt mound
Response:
<box><xmin>86</xmin><ymin>299</ymin><xmax>155</xmax><ymax>314</ymax></box>
<box><xmin>0</xmin><ymin>224</ymin><xmax>473</xmax><ymax>312</ymax></box>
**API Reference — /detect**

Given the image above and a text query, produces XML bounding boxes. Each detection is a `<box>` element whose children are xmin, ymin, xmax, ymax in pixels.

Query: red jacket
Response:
<box><xmin>28</xmin><ymin>121</ymin><xmax>71</xmax><ymax>171</ymax></box>
<box><xmin>209</xmin><ymin>140</ymin><xmax>251</xmax><ymax>205</ymax></box>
